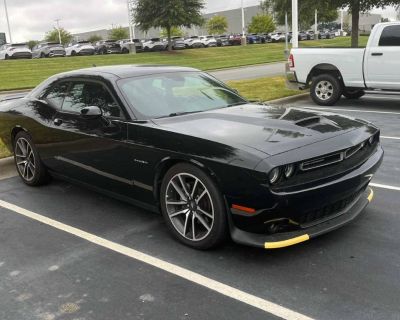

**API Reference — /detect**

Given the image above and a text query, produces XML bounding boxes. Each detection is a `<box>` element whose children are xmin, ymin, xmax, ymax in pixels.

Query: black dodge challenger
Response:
<box><xmin>0</xmin><ymin>65</ymin><xmax>383</xmax><ymax>250</ymax></box>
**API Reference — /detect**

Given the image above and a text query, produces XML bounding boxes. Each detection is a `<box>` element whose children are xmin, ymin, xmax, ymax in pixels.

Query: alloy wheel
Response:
<box><xmin>165</xmin><ymin>173</ymin><xmax>214</xmax><ymax>242</ymax></box>
<box><xmin>315</xmin><ymin>80</ymin><xmax>334</xmax><ymax>101</ymax></box>
<box><xmin>15</xmin><ymin>137</ymin><xmax>36</xmax><ymax>181</ymax></box>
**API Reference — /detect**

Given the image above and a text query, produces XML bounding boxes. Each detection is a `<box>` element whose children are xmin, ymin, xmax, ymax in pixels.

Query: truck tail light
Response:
<box><xmin>288</xmin><ymin>53</ymin><xmax>295</xmax><ymax>68</ymax></box>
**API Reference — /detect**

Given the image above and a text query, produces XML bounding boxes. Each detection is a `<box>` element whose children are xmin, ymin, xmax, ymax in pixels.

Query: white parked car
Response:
<box><xmin>286</xmin><ymin>22</ymin><xmax>400</xmax><ymax>106</ymax></box>
<box><xmin>117</xmin><ymin>39</ymin><xmax>143</xmax><ymax>53</ymax></box>
<box><xmin>65</xmin><ymin>41</ymin><xmax>95</xmax><ymax>56</ymax></box>
<box><xmin>270</xmin><ymin>32</ymin><xmax>285</xmax><ymax>42</ymax></box>
<box><xmin>184</xmin><ymin>36</ymin><xmax>204</xmax><ymax>48</ymax></box>
<box><xmin>0</xmin><ymin>43</ymin><xmax>32</xmax><ymax>60</ymax></box>
<box><xmin>199</xmin><ymin>35</ymin><xmax>217</xmax><ymax>47</ymax></box>
<box><xmin>142</xmin><ymin>38</ymin><xmax>166</xmax><ymax>51</ymax></box>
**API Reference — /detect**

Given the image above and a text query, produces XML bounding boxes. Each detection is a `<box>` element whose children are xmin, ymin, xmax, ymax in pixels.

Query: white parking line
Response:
<box><xmin>370</xmin><ymin>183</ymin><xmax>400</xmax><ymax>192</ymax></box>
<box><xmin>0</xmin><ymin>199</ymin><xmax>313</xmax><ymax>320</ymax></box>
<box><xmin>381</xmin><ymin>136</ymin><xmax>400</xmax><ymax>141</ymax></box>
<box><xmin>302</xmin><ymin>106</ymin><xmax>400</xmax><ymax>116</ymax></box>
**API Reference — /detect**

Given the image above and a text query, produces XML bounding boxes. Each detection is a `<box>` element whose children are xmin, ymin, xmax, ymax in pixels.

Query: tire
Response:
<box><xmin>310</xmin><ymin>74</ymin><xmax>343</xmax><ymax>106</ymax></box>
<box><xmin>343</xmin><ymin>89</ymin><xmax>365</xmax><ymax>100</ymax></box>
<box><xmin>13</xmin><ymin>131</ymin><xmax>50</xmax><ymax>186</ymax></box>
<box><xmin>160</xmin><ymin>163</ymin><xmax>228</xmax><ymax>250</ymax></box>
<box><xmin>122</xmin><ymin>48</ymin><xmax>129</xmax><ymax>54</ymax></box>
<box><xmin>5</xmin><ymin>54</ymin><xmax>9</xmax><ymax>60</ymax></box>
<box><xmin>40</xmin><ymin>52</ymin><xmax>45</xmax><ymax>58</ymax></box>
<box><xmin>71</xmin><ymin>51</ymin><xmax>77</xmax><ymax>56</ymax></box>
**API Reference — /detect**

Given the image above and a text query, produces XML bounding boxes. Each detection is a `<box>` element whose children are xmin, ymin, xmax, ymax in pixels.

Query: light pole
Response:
<box><xmin>241</xmin><ymin>0</ymin><xmax>247</xmax><ymax>45</ymax></box>
<box><xmin>291</xmin><ymin>0</ymin><xmax>298</xmax><ymax>48</ymax></box>
<box><xmin>55</xmin><ymin>19</ymin><xmax>62</xmax><ymax>44</ymax></box>
<box><xmin>315</xmin><ymin>9</ymin><xmax>318</xmax><ymax>40</ymax></box>
<box><xmin>3</xmin><ymin>0</ymin><xmax>12</xmax><ymax>43</ymax></box>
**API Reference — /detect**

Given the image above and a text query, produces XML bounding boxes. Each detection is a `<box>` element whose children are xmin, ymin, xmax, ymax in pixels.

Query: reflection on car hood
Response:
<box><xmin>153</xmin><ymin>104</ymin><xmax>369</xmax><ymax>156</ymax></box>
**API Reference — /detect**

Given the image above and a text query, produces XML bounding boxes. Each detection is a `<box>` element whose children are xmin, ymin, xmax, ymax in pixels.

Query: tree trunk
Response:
<box><xmin>167</xmin><ymin>26</ymin><xmax>172</xmax><ymax>52</ymax></box>
<box><xmin>351</xmin><ymin>1</ymin><xmax>360</xmax><ymax>48</ymax></box>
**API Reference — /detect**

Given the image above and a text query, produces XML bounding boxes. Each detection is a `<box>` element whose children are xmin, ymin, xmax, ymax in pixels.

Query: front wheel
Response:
<box><xmin>14</xmin><ymin>131</ymin><xmax>50</xmax><ymax>186</ymax></box>
<box><xmin>310</xmin><ymin>74</ymin><xmax>343</xmax><ymax>106</ymax></box>
<box><xmin>343</xmin><ymin>89</ymin><xmax>365</xmax><ymax>99</ymax></box>
<box><xmin>160</xmin><ymin>163</ymin><xmax>228</xmax><ymax>250</ymax></box>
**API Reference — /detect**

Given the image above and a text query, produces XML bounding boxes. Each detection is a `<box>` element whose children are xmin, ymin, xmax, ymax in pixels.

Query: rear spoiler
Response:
<box><xmin>0</xmin><ymin>92</ymin><xmax>28</xmax><ymax>103</ymax></box>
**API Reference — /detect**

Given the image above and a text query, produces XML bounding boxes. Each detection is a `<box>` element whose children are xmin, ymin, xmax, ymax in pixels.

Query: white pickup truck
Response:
<box><xmin>286</xmin><ymin>22</ymin><xmax>400</xmax><ymax>106</ymax></box>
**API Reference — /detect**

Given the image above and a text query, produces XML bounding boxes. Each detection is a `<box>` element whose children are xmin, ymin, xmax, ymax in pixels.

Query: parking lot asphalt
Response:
<box><xmin>1</xmin><ymin>93</ymin><xmax>400</xmax><ymax>320</ymax></box>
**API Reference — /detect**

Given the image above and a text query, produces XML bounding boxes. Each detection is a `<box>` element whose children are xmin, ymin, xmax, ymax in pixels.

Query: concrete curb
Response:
<box><xmin>0</xmin><ymin>157</ymin><xmax>17</xmax><ymax>180</ymax></box>
<box><xmin>266</xmin><ymin>92</ymin><xmax>309</xmax><ymax>105</ymax></box>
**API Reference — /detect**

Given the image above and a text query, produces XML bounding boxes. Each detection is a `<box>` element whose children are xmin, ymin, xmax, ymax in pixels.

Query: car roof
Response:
<box><xmin>57</xmin><ymin>65</ymin><xmax>200</xmax><ymax>79</ymax></box>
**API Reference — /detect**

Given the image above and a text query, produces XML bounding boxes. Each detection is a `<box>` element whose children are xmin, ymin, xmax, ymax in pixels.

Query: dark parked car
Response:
<box><xmin>298</xmin><ymin>31</ymin><xmax>308</xmax><ymax>41</ymax></box>
<box><xmin>94</xmin><ymin>40</ymin><xmax>121</xmax><ymax>54</ymax></box>
<box><xmin>32</xmin><ymin>42</ymin><xmax>66</xmax><ymax>58</ymax></box>
<box><xmin>319</xmin><ymin>30</ymin><xmax>336</xmax><ymax>39</ymax></box>
<box><xmin>0</xmin><ymin>65</ymin><xmax>382</xmax><ymax>250</ymax></box>
<box><xmin>228</xmin><ymin>34</ymin><xmax>242</xmax><ymax>45</ymax></box>
<box><xmin>215</xmin><ymin>35</ymin><xmax>230</xmax><ymax>47</ymax></box>
<box><xmin>246</xmin><ymin>33</ymin><xmax>262</xmax><ymax>44</ymax></box>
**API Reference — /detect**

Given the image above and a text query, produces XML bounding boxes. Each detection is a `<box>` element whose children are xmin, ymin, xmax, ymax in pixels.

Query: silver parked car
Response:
<box><xmin>32</xmin><ymin>42</ymin><xmax>66</xmax><ymax>58</ymax></box>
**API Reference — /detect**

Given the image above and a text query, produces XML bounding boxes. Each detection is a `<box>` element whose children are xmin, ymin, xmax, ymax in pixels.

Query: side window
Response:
<box><xmin>61</xmin><ymin>81</ymin><xmax>124</xmax><ymax>118</ymax></box>
<box><xmin>43</xmin><ymin>82</ymin><xmax>69</xmax><ymax>110</ymax></box>
<box><xmin>82</xmin><ymin>82</ymin><xmax>123</xmax><ymax>118</ymax></box>
<box><xmin>379</xmin><ymin>25</ymin><xmax>400</xmax><ymax>46</ymax></box>
<box><xmin>61</xmin><ymin>82</ymin><xmax>86</xmax><ymax>113</ymax></box>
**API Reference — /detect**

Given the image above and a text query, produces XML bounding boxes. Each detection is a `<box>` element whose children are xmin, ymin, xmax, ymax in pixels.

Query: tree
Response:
<box><xmin>109</xmin><ymin>26</ymin><xmax>129</xmax><ymax>41</ymax></box>
<box><xmin>248</xmin><ymin>14</ymin><xmax>275</xmax><ymax>34</ymax></box>
<box><xmin>206</xmin><ymin>15</ymin><xmax>228</xmax><ymax>35</ymax></box>
<box><xmin>261</xmin><ymin>0</ymin><xmax>338</xmax><ymax>30</ymax></box>
<box><xmin>160</xmin><ymin>26</ymin><xmax>184</xmax><ymax>38</ymax></box>
<box><xmin>45</xmin><ymin>28</ymin><xmax>72</xmax><ymax>45</ymax></box>
<box><xmin>27</xmin><ymin>40</ymin><xmax>39</xmax><ymax>50</ymax></box>
<box><xmin>134</xmin><ymin>0</ymin><xmax>204</xmax><ymax>51</ymax></box>
<box><xmin>329</xmin><ymin>0</ymin><xmax>400</xmax><ymax>48</ymax></box>
<box><xmin>88</xmin><ymin>35</ymin><xmax>103</xmax><ymax>43</ymax></box>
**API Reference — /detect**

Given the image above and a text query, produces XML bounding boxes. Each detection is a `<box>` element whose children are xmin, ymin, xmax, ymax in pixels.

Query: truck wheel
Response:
<box><xmin>310</xmin><ymin>74</ymin><xmax>343</xmax><ymax>106</ymax></box>
<box><xmin>343</xmin><ymin>90</ymin><xmax>365</xmax><ymax>100</ymax></box>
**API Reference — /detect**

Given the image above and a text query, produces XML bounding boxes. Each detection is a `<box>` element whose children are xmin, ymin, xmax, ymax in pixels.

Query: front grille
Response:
<box><xmin>294</xmin><ymin>189</ymin><xmax>364</xmax><ymax>227</ymax></box>
<box><xmin>50</xmin><ymin>50</ymin><xmax>65</xmax><ymax>55</ymax></box>
<box><xmin>274</xmin><ymin>133</ymin><xmax>379</xmax><ymax>190</ymax></box>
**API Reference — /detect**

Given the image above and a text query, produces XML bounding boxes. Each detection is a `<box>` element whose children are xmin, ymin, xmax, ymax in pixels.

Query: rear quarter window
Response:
<box><xmin>379</xmin><ymin>25</ymin><xmax>400</xmax><ymax>46</ymax></box>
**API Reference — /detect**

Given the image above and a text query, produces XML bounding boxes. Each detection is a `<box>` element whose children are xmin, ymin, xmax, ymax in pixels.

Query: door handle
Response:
<box><xmin>371</xmin><ymin>52</ymin><xmax>383</xmax><ymax>56</ymax></box>
<box><xmin>54</xmin><ymin>118</ymin><xmax>63</xmax><ymax>126</ymax></box>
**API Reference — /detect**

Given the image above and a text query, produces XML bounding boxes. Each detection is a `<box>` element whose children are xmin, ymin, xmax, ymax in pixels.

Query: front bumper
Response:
<box><xmin>10</xmin><ymin>52</ymin><xmax>32</xmax><ymax>59</ymax></box>
<box><xmin>230</xmin><ymin>188</ymin><xmax>373</xmax><ymax>249</ymax></box>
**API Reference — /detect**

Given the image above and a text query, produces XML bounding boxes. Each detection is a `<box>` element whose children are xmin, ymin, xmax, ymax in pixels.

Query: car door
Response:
<box><xmin>365</xmin><ymin>24</ymin><xmax>400</xmax><ymax>90</ymax></box>
<box><xmin>47</xmin><ymin>79</ymin><xmax>141</xmax><ymax>199</ymax></box>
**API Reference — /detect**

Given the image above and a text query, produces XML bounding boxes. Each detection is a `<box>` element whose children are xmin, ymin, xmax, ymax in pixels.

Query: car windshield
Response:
<box><xmin>118</xmin><ymin>72</ymin><xmax>247</xmax><ymax>119</ymax></box>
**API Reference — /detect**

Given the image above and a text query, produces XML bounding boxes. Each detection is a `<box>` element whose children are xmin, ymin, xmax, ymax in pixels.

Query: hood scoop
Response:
<box><xmin>294</xmin><ymin>116</ymin><xmax>341</xmax><ymax>130</ymax></box>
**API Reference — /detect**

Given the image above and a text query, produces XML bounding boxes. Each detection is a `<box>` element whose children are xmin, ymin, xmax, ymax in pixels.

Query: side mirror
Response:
<box><xmin>81</xmin><ymin>106</ymin><xmax>102</xmax><ymax>119</ymax></box>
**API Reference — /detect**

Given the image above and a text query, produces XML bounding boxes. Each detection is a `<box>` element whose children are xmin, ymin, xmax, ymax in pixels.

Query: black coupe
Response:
<box><xmin>0</xmin><ymin>65</ymin><xmax>383</xmax><ymax>250</ymax></box>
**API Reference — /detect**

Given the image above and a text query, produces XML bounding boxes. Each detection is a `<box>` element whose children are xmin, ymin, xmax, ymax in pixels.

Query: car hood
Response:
<box><xmin>153</xmin><ymin>104</ymin><xmax>370</xmax><ymax>156</ymax></box>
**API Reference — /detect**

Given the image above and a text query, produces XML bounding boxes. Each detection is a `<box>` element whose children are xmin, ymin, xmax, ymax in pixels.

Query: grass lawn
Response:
<box><xmin>228</xmin><ymin>76</ymin><xmax>301</xmax><ymax>102</ymax></box>
<box><xmin>0</xmin><ymin>75</ymin><xmax>301</xmax><ymax>159</ymax></box>
<box><xmin>0</xmin><ymin>36</ymin><xmax>369</xmax><ymax>92</ymax></box>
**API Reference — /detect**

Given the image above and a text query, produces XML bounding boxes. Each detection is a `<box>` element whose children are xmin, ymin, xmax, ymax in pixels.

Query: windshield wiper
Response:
<box><xmin>167</xmin><ymin>110</ymin><xmax>202</xmax><ymax>117</ymax></box>
<box><xmin>224</xmin><ymin>101</ymin><xmax>248</xmax><ymax>108</ymax></box>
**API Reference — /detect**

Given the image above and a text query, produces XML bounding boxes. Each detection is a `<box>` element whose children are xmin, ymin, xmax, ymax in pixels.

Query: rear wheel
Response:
<box><xmin>40</xmin><ymin>52</ymin><xmax>45</xmax><ymax>58</ymax></box>
<box><xmin>71</xmin><ymin>51</ymin><xmax>77</xmax><ymax>56</ymax></box>
<box><xmin>343</xmin><ymin>89</ymin><xmax>365</xmax><ymax>99</ymax></box>
<box><xmin>310</xmin><ymin>74</ymin><xmax>343</xmax><ymax>106</ymax></box>
<box><xmin>13</xmin><ymin>131</ymin><xmax>50</xmax><ymax>186</ymax></box>
<box><xmin>160</xmin><ymin>163</ymin><xmax>227</xmax><ymax>250</ymax></box>
<box><xmin>5</xmin><ymin>54</ymin><xmax>9</xmax><ymax>60</ymax></box>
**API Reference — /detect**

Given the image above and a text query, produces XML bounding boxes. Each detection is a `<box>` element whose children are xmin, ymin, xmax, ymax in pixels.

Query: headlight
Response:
<box><xmin>284</xmin><ymin>164</ymin><xmax>295</xmax><ymax>178</ymax></box>
<box><xmin>269</xmin><ymin>168</ymin><xmax>280</xmax><ymax>184</ymax></box>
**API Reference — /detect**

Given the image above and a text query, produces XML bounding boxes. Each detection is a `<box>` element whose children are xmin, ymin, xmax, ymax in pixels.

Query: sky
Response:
<box><xmin>0</xmin><ymin>0</ymin><xmax>398</xmax><ymax>42</ymax></box>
